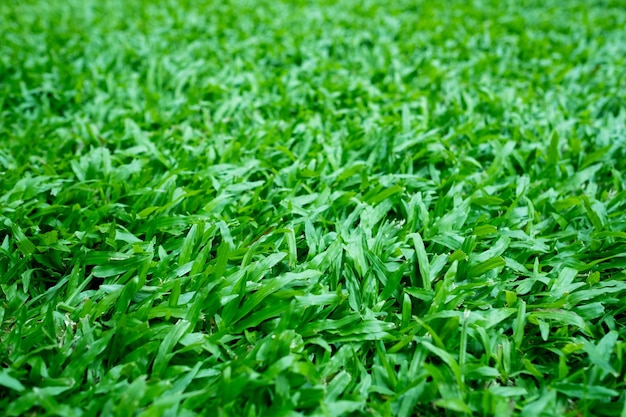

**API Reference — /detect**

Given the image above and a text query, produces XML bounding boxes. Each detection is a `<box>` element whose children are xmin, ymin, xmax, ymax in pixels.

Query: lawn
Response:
<box><xmin>1</xmin><ymin>0</ymin><xmax>626</xmax><ymax>415</ymax></box>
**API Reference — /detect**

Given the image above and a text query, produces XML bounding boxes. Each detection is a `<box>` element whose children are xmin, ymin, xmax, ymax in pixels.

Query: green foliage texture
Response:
<box><xmin>1</xmin><ymin>0</ymin><xmax>626</xmax><ymax>415</ymax></box>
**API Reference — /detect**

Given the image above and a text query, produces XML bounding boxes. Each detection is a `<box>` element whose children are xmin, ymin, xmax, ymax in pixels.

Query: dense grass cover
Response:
<box><xmin>1</xmin><ymin>0</ymin><xmax>626</xmax><ymax>415</ymax></box>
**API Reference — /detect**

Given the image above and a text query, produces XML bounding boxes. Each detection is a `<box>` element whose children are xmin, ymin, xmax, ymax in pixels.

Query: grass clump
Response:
<box><xmin>1</xmin><ymin>0</ymin><xmax>626</xmax><ymax>415</ymax></box>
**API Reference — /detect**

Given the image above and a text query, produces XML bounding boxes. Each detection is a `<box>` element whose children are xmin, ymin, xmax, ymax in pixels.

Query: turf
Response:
<box><xmin>1</xmin><ymin>0</ymin><xmax>626</xmax><ymax>415</ymax></box>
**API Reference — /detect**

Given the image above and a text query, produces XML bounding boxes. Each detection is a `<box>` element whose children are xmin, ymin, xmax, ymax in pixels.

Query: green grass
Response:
<box><xmin>1</xmin><ymin>0</ymin><xmax>626</xmax><ymax>415</ymax></box>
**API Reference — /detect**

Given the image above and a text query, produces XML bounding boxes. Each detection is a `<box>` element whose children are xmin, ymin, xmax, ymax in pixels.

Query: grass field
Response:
<box><xmin>1</xmin><ymin>0</ymin><xmax>626</xmax><ymax>415</ymax></box>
